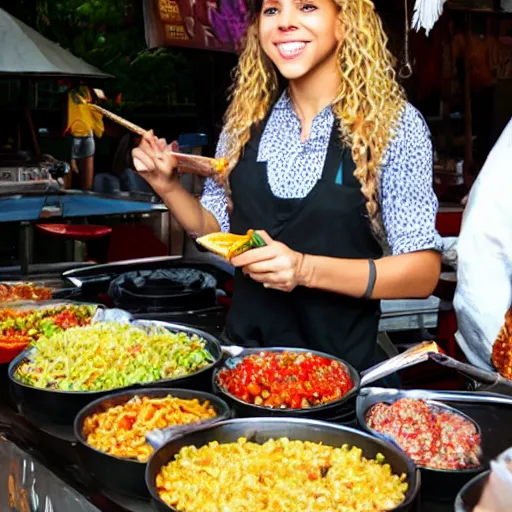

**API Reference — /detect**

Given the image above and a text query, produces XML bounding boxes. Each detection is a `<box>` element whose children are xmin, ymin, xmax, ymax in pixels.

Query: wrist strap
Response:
<box><xmin>363</xmin><ymin>259</ymin><xmax>377</xmax><ymax>299</ymax></box>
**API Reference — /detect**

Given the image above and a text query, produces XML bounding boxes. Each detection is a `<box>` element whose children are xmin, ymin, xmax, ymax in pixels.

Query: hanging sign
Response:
<box><xmin>143</xmin><ymin>0</ymin><xmax>248</xmax><ymax>52</ymax></box>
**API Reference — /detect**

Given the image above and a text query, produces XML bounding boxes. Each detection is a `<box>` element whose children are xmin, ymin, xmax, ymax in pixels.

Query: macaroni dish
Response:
<box><xmin>84</xmin><ymin>395</ymin><xmax>217</xmax><ymax>462</ymax></box>
<box><xmin>156</xmin><ymin>437</ymin><xmax>408</xmax><ymax>512</ymax></box>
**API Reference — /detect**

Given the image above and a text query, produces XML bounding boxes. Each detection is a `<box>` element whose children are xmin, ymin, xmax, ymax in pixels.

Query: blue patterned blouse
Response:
<box><xmin>200</xmin><ymin>92</ymin><xmax>443</xmax><ymax>256</ymax></box>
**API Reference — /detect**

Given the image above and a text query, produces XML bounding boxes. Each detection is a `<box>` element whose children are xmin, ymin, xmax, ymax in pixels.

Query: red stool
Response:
<box><xmin>36</xmin><ymin>223</ymin><xmax>112</xmax><ymax>263</ymax></box>
<box><xmin>106</xmin><ymin>224</ymin><xmax>168</xmax><ymax>262</ymax></box>
<box><xmin>36</xmin><ymin>224</ymin><xmax>112</xmax><ymax>239</ymax></box>
<box><xmin>436</xmin><ymin>210</ymin><xmax>463</xmax><ymax>237</ymax></box>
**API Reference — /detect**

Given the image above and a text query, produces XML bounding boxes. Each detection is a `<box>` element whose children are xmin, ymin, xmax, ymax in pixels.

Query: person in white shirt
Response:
<box><xmin>454</xmin><ymin>118</ymin><xmax>512</xmax><ymax>370</ymax></box>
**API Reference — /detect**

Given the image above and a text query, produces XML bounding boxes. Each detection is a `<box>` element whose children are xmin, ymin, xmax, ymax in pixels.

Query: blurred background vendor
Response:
<box><xmin>454</xmin><ymin>118</ymin><xmax>512</xmax><ymax>371</ymax></box>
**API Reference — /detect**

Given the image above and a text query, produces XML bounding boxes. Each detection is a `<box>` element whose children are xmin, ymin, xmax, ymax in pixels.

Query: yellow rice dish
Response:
<box><xmin>156</xmin><ymin>437</ymin><xmax>408</xmax><ymax>512</ymax></box>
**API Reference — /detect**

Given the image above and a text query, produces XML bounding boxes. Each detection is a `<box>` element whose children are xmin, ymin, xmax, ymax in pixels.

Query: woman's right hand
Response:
<box><xmin>132</xmin><ymin>131</ymin><xmax>180</xmax><ymax>195</ymax></box>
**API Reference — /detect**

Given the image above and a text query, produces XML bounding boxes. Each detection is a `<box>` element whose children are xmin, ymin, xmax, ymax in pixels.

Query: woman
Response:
<box><xmin>133</xmin><ymin>0</ymin><xmax>442</xmax><ymax>371</ymax></box>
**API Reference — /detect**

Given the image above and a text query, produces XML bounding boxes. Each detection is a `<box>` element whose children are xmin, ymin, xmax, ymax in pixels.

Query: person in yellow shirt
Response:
<box><xmin>65</xmin><ymin>85</ymin><xmax>105</xmax><ymax>190</ymax></box>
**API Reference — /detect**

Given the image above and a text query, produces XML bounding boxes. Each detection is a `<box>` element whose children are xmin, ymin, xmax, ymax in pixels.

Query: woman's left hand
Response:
<box><xmin>230</xmin><ymin>231</ymin><xmax>305</xmax><ymax>292</ymax></box>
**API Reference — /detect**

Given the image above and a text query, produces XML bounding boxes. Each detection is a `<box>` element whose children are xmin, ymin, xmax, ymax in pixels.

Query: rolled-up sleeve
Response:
<box><xmin>199</xmin><ymin>129</ymin><xmax>230</xmax><ymax>232</ymax></box>
<box><xmin>380</xmin><ymin>104</ymin><xmax>443</xmax><ymax>255</ymax></box>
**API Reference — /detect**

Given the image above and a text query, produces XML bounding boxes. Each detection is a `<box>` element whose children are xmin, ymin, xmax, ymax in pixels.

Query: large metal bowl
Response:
<box><xmin>146</xmin><ymin>417</ymin><xmax>421</xmax><ymax>512</ymax></box>
<box><xmin>74</xmin><ymin>388</ymin><xmax>231</xmax><ymax>499</ymax></box>
<box><xmin>454</xmin><ymin>470</ymin><xmax>490</xmax><ymax>512</ymax></box>
<box><xmin>212</xmin><ymin>347</ymin><xmax>361</xmax><ymax>419</ymax></box>
<box><xmin>356</xmin><ymin>387</ymin><xmax>486</xmax><ymax>501</ymax></box>
<box><xmin>9</xmin><ymin>320</ymin><xmax>223</xmax><ymax>425</ymax></box>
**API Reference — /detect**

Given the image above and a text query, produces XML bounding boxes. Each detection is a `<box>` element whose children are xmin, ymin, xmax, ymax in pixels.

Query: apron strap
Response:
<box><xmin>248</xmin><ymin>114</ymin><xmax>273</xmax><ymax>153</ymax></box>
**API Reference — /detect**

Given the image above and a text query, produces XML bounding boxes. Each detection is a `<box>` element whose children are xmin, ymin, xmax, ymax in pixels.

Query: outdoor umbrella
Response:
<box><xmin>0</xmin><ymin>7</ymin><xmax>110</xmax><ymax>78</ymax></box>
<box><xmin>0</xmin><ymin>7</ymin><xmax>111</xmax><ymax>158</ymax></box>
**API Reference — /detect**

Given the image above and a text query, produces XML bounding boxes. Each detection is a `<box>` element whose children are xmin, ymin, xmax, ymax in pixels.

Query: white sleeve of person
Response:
<box><xmin>454</xmin><ymin>119</ymin><xmax>512</xmax><ymax>371</ymax></box>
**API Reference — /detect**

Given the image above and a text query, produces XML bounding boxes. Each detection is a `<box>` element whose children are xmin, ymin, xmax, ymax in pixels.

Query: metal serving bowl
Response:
<box><xmin>454</xmin><ymin>470</ymin><xmax>490</xmax><ymax>512</ymax></box>
<box><xmin>9</xmin><ymin>321</ymin><xmax>223</xmax><ymax>425</ymax></box>
<box><xmin>146</xmin><ymin>417</ymin><xmax>421</xmax><ymax>512</ymax></box>
<box><xmin>356</xmin><ymin>388</ymin><xmax>485</xmax><ymax>501</ymax></box>
<box><xmin>212</xmin><ymin>347</ymin><xmax>361</xmax><ymax>419</ymax></box>
<box><xmin>74</xmin><ymin>388</ymin><xmax>231</xmax><ymax>499</ymax></box>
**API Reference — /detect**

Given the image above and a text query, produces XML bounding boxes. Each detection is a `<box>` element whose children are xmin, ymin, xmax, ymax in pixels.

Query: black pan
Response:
<box><xmin>8</xmin><ymin>321</ymin><xmax>223</xmax><ymax>425</ymax></box>
<box><xmin>212</xmin><ymin>347</ymin><xmax>361</xmax><ymax>419</ymax></box>
<box><xmin>358</xmin><ymin>396</ymin><xmax>485</xmax><ymax>501</ymax></box>
<box><xmin>74</xmin><ymin>388</ymin><xmax>231</xmax><ymax>499</ymax></box>
<box><xmin>145</xmin><ymin>417</ymin><xmax>421</xmax><ymax>512</ymax></box>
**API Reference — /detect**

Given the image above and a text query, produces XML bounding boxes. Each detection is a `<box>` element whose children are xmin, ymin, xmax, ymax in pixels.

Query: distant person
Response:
<box><xmin>64</xmin><ymin>85</ymin><xmax>104</xmax><ymax>190</ymax></box>
<box><xmin>454</xmin><ymin>118</ymin><xmax>512</xmax><ymax>370</ymax></box>
<box><xmin>93</xmin><ymin>132</ymin><xmax>155</xmax><ymax>196</ymax></box>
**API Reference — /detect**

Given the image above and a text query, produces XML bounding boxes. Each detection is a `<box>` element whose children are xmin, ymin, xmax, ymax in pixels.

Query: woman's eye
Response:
<box><xmin>300</xmin><ymin>3</ymin><xmax>317</xmax><ymax>11</ymax></box>
<box><xmin>263</xmin><ymin>7</ymin><xmax>278</xmax><ymax>14</ymax></box>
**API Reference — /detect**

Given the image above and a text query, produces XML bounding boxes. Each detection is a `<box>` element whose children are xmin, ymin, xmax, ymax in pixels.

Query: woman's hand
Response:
<box><xmin>230</xmin><ymin>231</ymin><xmax>305</xmax><ymax>292</ymax></box>
<box><xmin>132</xmin><ymin>131</ymin><xmax>179</xmax><ymax>195</ymax></box>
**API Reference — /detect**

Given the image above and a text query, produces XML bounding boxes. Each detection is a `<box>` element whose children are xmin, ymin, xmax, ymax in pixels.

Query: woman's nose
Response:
<box><xmin>277</xmin><ymin>5</ymin><xmax>298</xmax><ymax>31</ymax></box>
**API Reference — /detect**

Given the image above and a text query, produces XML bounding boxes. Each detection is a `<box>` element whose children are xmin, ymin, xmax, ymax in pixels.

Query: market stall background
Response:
<box><xmin>1</xmin><ymin>0</ymin><xmax>512</xmax><ymax>511</ymax></box>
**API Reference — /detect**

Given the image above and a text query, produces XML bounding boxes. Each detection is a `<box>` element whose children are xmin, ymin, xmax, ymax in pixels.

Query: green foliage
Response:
<box><xmin>33</xmin><ymin>0</ymin><xmax>194</xmax><ymax>109</ymax></box>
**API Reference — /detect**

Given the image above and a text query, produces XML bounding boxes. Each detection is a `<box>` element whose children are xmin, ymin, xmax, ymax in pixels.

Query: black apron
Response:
<box><xmin>227</xmin><ymin>119</ymin><xmax>383</xmax><ymax>371</ymax></box>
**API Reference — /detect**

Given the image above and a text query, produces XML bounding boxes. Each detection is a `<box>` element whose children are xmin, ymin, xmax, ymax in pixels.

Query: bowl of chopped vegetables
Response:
<box><xmin>9</xmin><ymin>320</ymin><xmax>222</xmax><ymax>425</ymax></box>
<box><xmin>212</xmin><ymin>347</ymin><xmax>359</xmax><ymax>419</ymax></box>
<box><xmin>145</xmin><ymin>417</ymin><xmax>421</xmax><ymax>512</ymax></box>
<box><xmin>0</xmin><ymin>302</ymin><xmax>98</xmax><ymax>364</ymax></box>
<box><xmin>357</xmin><ymin>391</ymin><xmax>485</xmax><ymax>501</ymax></box>
<box><xmin>74</xmin><ymin>388</ymin><xmax>231</xmax><ymax>498</ymax></box>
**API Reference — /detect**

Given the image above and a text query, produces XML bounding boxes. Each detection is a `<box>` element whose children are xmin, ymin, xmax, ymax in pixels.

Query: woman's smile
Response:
<box><xmin>274</xmin><ymin>41</ymin><xmax>309</xmax><ymax>60</ymax></box>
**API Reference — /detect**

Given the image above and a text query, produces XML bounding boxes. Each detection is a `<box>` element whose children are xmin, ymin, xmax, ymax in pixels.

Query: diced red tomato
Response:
<box><xmin>217</xmin><ymin>351</ymin><xmax>353</xmax><ymax>409</ymax></box>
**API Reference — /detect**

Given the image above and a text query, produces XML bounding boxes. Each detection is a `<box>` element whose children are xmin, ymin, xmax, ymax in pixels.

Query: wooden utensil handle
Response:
<box><xmin>89</xmin><ymin>104</ymin><xmax>226</xmax><ymax>172</ymax></box>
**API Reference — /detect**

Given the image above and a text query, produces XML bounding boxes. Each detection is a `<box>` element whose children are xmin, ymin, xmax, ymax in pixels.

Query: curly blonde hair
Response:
<box><xmin>221</xmin><ymin>0</ymin><xmax>406</xmax><ymax>236</ymax></box>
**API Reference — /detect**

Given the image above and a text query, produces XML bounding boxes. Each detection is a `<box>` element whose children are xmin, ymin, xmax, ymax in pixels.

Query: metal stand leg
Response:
<box><xmin>19</xmin><ymin>222</ymin><xmax>33</xmax><ymax>276</ymax></box>
<box><xmin>377</xmin><ymin>332</ymin><xmax>400</xmax><ymax>359</ymax></box>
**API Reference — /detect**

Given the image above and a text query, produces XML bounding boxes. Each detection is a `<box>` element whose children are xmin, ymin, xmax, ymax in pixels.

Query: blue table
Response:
<box><xmin>0</xmin><ymin>192</ymin><xmax>160</xmax><ymax>273</ymax></box>
<box><xmin>0</xmin><ymin>194</ymin><xmax>156</xmax><ymax>223</ymax></box>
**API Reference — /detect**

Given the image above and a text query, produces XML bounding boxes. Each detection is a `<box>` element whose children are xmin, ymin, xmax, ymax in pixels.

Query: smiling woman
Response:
<box><xmin>132</xmin><ymin>0</ymin><xmax>442</xmax><ymax>371</ymax></box>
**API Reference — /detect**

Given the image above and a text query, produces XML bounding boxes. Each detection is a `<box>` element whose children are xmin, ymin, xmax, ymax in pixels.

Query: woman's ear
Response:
<box><xmin>335</xmin><ymin>18</ymin><xmax>345</xmax><ymax>43</ymax></box>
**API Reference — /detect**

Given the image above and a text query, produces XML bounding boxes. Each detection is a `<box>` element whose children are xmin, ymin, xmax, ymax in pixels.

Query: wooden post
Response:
<box><xmin>21</xmin><ymin>78</ymin><xmax>41</xmax><ymax>160</ymax></box>
<box><xmin>441</xmin><ymin>15</ymin><xmax>454</xmax><ymax>152</ymax></box>
<box><xmin>463</xmin><ymin>12</ymin><xmax>473</xmax><ymax>189</ymax></box>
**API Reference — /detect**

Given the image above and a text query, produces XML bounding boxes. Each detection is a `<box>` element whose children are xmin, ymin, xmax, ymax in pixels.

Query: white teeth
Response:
<box><xmin>277</xmin><ymin>42</ymin><xmax>306</xmax><ymax>55</ymax></box>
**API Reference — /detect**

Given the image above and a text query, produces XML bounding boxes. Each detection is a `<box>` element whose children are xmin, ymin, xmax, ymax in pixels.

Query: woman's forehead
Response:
<box><xmin>254</xmin><ymin>0</ymin><xmax>334</xmax><ymax>10</ymax></box>
<box><xmin>259</xmin><ymin>0</ymin><xmax>329</xmax><ymax>6</ymax></box>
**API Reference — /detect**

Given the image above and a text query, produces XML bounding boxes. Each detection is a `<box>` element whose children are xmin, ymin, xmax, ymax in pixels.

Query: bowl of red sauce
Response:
<box><xmin>360</xmin><ymin>397</ymin><xmax>485</xmax><ymax>500</ymax></box>
<box><xmin>212</xmin><ymin>347</ymin><xmax>359</xmax><ymax>419</ymax></box>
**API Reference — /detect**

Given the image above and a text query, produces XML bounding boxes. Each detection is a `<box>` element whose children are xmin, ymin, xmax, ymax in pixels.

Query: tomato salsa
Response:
<box><xmin>216</xmin><ymin>351</ymin><xmax>354</xmax><ymax>409</ymax></box>
<box><xmin>366</xmin><ymin>398</ymin><xmax>481</xmax><ymax>470</ymax></box>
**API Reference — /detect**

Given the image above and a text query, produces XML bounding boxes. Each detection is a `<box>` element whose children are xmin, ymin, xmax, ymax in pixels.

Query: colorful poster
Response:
<box><xmin>143</xmin><ymin>0</ymin><xmax>248</xmax><ymax>52</ymax></box>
